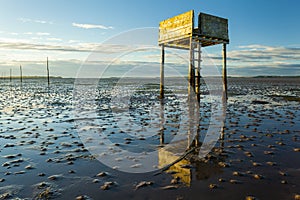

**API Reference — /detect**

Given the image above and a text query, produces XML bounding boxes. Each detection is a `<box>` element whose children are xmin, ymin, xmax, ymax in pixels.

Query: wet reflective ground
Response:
<box><xmin>0</xmin><ymin>77</ymin><xmax>299</xmax><ymax>200</ymax></box>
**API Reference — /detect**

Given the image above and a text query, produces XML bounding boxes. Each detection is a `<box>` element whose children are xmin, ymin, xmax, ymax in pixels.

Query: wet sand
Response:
<box><xmin>0</xmin><ymin>77</ymin><xmax>299</xmax><ymax>200</ymax></box>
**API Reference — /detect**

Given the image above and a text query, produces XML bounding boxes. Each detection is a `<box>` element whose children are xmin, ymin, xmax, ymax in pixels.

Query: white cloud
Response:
<box><xmin>23</xmin><ymin>32</ymin><xmax>51</xmax><ymax>37</ymax></box>
<box><xmin>0</xmin><ymin>37</ymin><xmax>31</xmax><ymax>43</ymax></box>
<box><xmin>0</xmin><ymin>39</ymin><xmax>141</xmax><ymax>54</ymax></box>
<box><xmin>18</xmin><ymin>18</ymin><xmax>53</xmax><ymax>25</ymax></box>
<box><xmin>36</xmin><ymin>32</ymin><xmax>50</xmax><ymax>36</ymax></box>
<box><xmin>68</xmin><ymin>40</ymin><xmax>80</xmax><ymax>43</ymax></box>
<box><xmin>46</xmin><ymin>37</ymin><xmax>62</xmax><ymax>41</ymax></box>
<box><xmin>72</xmin><ymin>22</ymin><xmax>113</xmax><ymax>30</ymax></box>
<box><xmin>24</xmin><ymin>32</ymin><xmax>33</xmax><ymax>35</ymax></box>
<box><xmin>229</xmin><ymin>45</ymin><xmax>300</xmax><ymax>63</ymax></box>
<box><xmin>31</xmin><ymin>37</ymin><xmax>43</xmax><ymax>41</ymax></box>
<box><xmin>0</xmin><ymin>37</ymin><xmax>299</xmax><ymax>77</ymax></box>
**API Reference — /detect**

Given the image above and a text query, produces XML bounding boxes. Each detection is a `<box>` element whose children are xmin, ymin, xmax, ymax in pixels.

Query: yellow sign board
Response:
<box><xmin>159</xmin><ymin>10</ymin><xmax>194</xmax><ymax>44</ymax></box>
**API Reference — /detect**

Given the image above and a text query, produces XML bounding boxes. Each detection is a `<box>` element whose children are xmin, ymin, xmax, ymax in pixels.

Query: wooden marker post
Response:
<box><xmin>160</xmin><ymin>45</ymin><xmax>165</xmax><ymax>99</ymax></box>
<box><xmin>47</xmin><ymin>57</ymin><xmax>50</xmax><ymax>86</ymax></box>
<box><xmin>10</xmin><ymin>69</ymin><xmax>12</xmax><ymax>82</ymax></box>
<box><xmin>20</xmin><ymin>65</ymin><xmax>23</xmax><ymax>83</ymax></box>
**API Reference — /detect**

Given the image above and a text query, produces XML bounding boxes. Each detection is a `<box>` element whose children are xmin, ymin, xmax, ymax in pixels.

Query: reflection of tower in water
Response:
<box><xmin>158</xmin><ymin>96</ymin><xmax>226</xmax><ymax>186</ymax></box>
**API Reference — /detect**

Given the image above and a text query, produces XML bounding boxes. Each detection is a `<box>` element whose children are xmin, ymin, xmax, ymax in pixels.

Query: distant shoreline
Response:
<box><xmin>0</xmin><ymin>76</ymin><xmax>63</xmax><ymax>79</ymax></box>
<box><xmin>0</xmin><ymin>75</ymin><xmax>299</xmax><ymax>79</ymax></box>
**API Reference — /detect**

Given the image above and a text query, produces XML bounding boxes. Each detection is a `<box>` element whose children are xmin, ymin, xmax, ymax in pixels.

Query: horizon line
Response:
<box><xmin>1</xmin><ymin>75</ymin><xmax>300</xmax><ymax>79</ymax></box>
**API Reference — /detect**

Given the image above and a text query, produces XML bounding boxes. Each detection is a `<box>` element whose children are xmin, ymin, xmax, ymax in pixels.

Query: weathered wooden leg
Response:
<box><xmin>159</xmin><ymin>99</ymin><xmax>165</xmax><ymax>145</ymax></box>
<box><xmin>222</xmin><ymin>43</ymin><xmax>227</xmax><ymax>103</ymax></box>
<box><xmin>160</xmin><ymin>45</ymin><xmax>165</xmax><ymax>99</ymax></box>
<box><xmin>188</xmin><ymin>38</ymin><xmax>195</xmax><ymax>99</ymax></box>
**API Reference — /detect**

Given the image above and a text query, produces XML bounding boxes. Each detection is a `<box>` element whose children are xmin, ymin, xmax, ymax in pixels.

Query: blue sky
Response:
<box><xmin>0</xmin><ymin>0</ymin><xmax>299</xmax><ymax>77</ymax></box>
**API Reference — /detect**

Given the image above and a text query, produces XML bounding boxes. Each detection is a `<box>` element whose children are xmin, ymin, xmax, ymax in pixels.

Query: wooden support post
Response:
<box><xmin>222</xmin><ymin>43</ymin><xmax>228</xmax><ymax>103</ymax></box>
<box><xmin>187</xmin><ymin>97</ymin><xmax>195</xmax><ymax>149</ymax></box>
<box><xmin>160</xmin><ymin>45</ymin><xmax>165</xmax><ymax>99</ymax></box>
<box><xmin>196</xmin><ymin>42</ymin><xmax>201</xmax><ymax>103</ymax></box>
<box><xmin>159</xmin><ymin>99</ymin><xmax>165</xmax><ymax>145</ymax></box>
<box><xmin>47</xmin><ymin>57</ymin><xmax>50</xmax><ymax>86</ymax></box>
<box><xmin>20</xmin><ymin>65</ymin><xmax>23</xmax><ymax>83</ymax></box>
<box><xmin>188</xmin><ymin>38</ymin><xmax>195</xmax><ymax>98</ymax></box>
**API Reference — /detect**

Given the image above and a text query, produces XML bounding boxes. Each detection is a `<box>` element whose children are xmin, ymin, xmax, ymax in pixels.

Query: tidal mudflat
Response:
<box><xmin>0</xmin><ymin>77</ymin><xmax>299</xmax><ymax>200</ymax></box>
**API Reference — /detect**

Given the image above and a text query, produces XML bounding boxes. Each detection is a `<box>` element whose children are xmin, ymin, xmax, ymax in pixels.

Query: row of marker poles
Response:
<box><xmin>5</xmin><ymin>57</ymin><xmax>49</xmax><ymax>85</ymax></box>
<box><xmin>8</xmin><ymin>67</ymin><xmax>23</xmax><ymax>83</ymax></box>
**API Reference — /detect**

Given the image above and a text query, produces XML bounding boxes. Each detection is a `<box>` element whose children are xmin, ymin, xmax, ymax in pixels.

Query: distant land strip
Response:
<box><xmin>0</xmin><ymin>75</ymin><xmax>299</xmax><ymax>79</ymax></box>
<box><xmin>0</xmin><ymin>76</ymin><xmax>63</xmax><ymax>79</ymax></box>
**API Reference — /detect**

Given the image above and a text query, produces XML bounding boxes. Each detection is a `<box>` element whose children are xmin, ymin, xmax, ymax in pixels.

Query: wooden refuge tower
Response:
<box><xmin>159</xmin><ymin>10</ymin><xmax>229</xmax><ymax>102</ymax></box>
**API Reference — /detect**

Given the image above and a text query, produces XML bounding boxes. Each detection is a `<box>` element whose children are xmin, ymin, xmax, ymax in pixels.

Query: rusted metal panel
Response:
<box><xmin>199</xmin><ymin>13</ymin><xmax>229</xmax><ymax>42</ymax></box>
<box><xmin>159</xmin><ymin>10</ymin><xmax>194</xmax><ymax>44</ymax></box>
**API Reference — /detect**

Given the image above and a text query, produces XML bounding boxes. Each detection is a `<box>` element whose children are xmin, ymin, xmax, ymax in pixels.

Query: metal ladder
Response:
<box><xmin>189</xmin><ymin>38</ymin><xmax>202</xmax><ymax>103</ymax></box>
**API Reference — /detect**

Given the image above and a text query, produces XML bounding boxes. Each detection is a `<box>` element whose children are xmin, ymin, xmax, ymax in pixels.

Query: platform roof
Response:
<box><xmin>159</xmin><ymin>10</ymin><xmax>229</xmax><ymax>49</ymax></box>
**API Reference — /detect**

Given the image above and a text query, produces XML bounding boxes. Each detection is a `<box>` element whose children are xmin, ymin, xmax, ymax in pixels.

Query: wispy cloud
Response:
<box><xmin>204</xmin><ymin>45</ymin><xmax>300</xmax><ymax>63</ymax></box>
<box><xmin>0</xmin><ymin>41</ymin><xmax>96</xmax><ymax>52</ymax></box>
<box><xmin>37</xmin><ymin>32</ymin><xmax>50</xmax><ymax>36</ymax></box>
<box><xmin>220</xmin><ymin>45</ymin><xmax>300</xmax><ymax>76</ymax></box>
<box><xmin>230</xmin><ymin>45</ymin><xmax>300</xmax><ymax>62</ymax></box>
<box><xmin>46</xmin><ymin>37</ymin><xmax>62</xmax><ymax>41</ymax></box>
<box><xmin>0</xmin><ymin>39</ymin><xmax>299</xmax><ymax>77</ymax></box>
<box><xmin>68</xmin><ymin>40</ymin><xmax>80</xmax><ymax>43</ymax></box>
<box><xmin>72</xmin><ymin>22</ymin><xmax>113</xmax><ymax>30</ymax></box>
<box><xmin>24</xmin><ymin>32</ymin><xmax>33</xmax><ymax>35</ymax></box>
<box><xmin>18</xmin><ymin>18</ymin><xmax>53</xmax><ymax>25</ymax></box>
<box><xmin>24</xmin><ymin>32</ymin><xmax>50</xmax><ymax>36</ymax></box>
<box><xmin>0</xmin><ymin>39</ymin><xmax>140</xmax><ymax>54</ymax></box>
<box><xmin>158</xmin><ymin>44</ymin><xmax>300</xmax><ymax>76</ymax></box>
